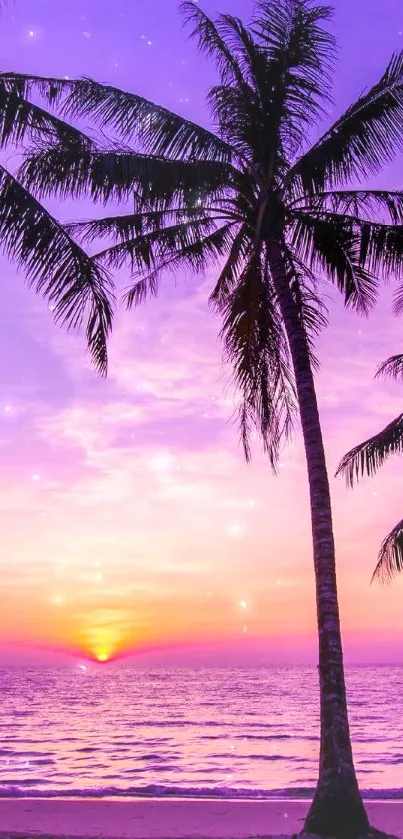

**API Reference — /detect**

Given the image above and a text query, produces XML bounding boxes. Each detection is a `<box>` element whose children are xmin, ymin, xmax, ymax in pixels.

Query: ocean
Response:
<box><xmin>1</xmin><ymin>665</ymin><xmax>402</xmax><ymax>800</ymax></box>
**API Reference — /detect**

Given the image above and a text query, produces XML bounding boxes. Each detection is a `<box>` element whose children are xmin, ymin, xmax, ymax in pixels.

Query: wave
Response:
<box><xmin>0</xmin><ymin>784</ymin><xmax>403</xmax><ymax>801</ymax></box>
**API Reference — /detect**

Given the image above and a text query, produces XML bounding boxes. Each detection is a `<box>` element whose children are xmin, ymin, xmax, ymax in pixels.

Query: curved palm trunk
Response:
<box><xmin>268</xmin><ymin>242</ymin><xmax>370</xmax><ymax>839</ymax></box>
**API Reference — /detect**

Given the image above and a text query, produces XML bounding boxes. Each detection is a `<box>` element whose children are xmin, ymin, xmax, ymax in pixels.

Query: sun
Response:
<box><xmin>96</xmin><ymin>652</ymin><xmax>109</xmax><ymax>663</ymax></box>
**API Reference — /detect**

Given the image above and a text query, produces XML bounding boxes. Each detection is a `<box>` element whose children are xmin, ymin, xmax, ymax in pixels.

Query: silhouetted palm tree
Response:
<box><xmin>4</xmin><ymin>1</ymin><xmax>403</xmax><ymax>835</ymax></box>
<box><xmin>337</xmin><ymin>354</ymin><xmax>403</xmax><ymax>582</ymax></box>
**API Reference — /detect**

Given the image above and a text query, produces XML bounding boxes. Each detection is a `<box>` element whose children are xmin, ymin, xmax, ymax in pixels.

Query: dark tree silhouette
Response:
<box><xmin>4</xmin><ymin>1</ymin><xmax>403</xmax><ymax>835</ymax></box>
<box><xmin>337</xmin><ymin>354</ymin><xmax>403</xmax><ymax>583</ymax></box>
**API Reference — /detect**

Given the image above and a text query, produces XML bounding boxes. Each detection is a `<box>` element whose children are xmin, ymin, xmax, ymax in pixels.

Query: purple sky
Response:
<box><xmin>1</xmin><ymin>0</ymin><xmax>403</xmax><ymax>667</ymax></box>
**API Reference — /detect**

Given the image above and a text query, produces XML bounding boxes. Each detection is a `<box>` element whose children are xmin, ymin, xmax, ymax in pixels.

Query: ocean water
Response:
<box><xmin>1</xmin><ymin>665</ymin><xmax>403</xmax><ymax>800</ymax></box>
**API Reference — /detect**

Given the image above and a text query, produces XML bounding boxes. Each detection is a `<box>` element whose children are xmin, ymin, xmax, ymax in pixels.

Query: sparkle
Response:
<box><xmin>31</xmin><ymin>473</ymin><xmax>40</xmax><ymax>481</ymax></box>
<box><xmin>239</xmin><ymin>600</ymin><xmax>247</xmax><ymax>609</ymax></box>
<box><xmin>227</xmin><ymin>523</ymin><xmax>245</xmax><ymax>539</ymax></box>
<box><xmin>83</xmin><ymin>31</ymin><xmax>91</xmax><ymax>38</ymax></box>
<box><xmin>50</xmin><ymin>594</ymin><xmax>64</xmax><ymax>606</ymax></box>
<box><xmin>147</xmin><ymin>40</ymin><xmax>153</xmax><ymax>46</ymax></box>
<box><xmin>4</xmin><ymin>405</ymin><xmax>12</xmax><ymax>414</ymax></box>
<box><xmin>149</xmin><ymin>452</ymin><xmax>175</xmax><ymax>472</ymax></box>
<box><xmin>243</xmin><ymin>625</ymin><xmax>248</xmax><ymax>633</ymax></box>
<box><xmin>28</xmin><ymin>30</ymin><xmax>35</xmax><ymax>37</ymax></box>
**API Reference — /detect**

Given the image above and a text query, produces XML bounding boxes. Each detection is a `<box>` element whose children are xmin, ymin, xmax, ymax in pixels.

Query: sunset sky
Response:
<box><xmin>1</xmin><ymin>0</ymin><xmax>403</xmax><ymax>666</ymax></box>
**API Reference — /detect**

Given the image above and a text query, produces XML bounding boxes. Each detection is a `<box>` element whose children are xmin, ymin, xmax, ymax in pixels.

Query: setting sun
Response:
<box><xmin>96</xmin><ymin>651</ymin><xmax>110</xmax><ymax>663</ymax></box>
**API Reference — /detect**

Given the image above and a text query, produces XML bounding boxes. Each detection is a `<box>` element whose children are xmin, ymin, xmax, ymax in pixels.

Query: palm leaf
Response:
<box><xmin>18</xmin><ymin>146</ymin><xmax>232</xmax><ymax>208</ymax></box>
<box><xmin>216</xmin><ymin>254</ymin><xmax>296</xmax><ymax>464</ymax></box>
<box><xmin>0</xmin><ymin>83</ymin><xmax>91</xmax><ymax>149</ymax></box>
<box><xmin>0</xmin><ymin>72</ymin><xmax>233</xmax><ymax>162</ymax></box>
<box><xmin>283</xmin><ymin>245</ymin><xmax>328</xmax><ymax>370</ymax></box>
<box><xmin>252</xmin><ymin>0</ymin><xmax>335</xmax><ymax>156</ymax></box>
<box><xmin>0</xmin><ymin>165</ymin><xmax>113</xmax><ymax>374</ymax></box>
<box><xmin>124</xmin><ymin>223</ymin><xmax>236</xmax><ymax>307</ymax></box>
<box><xmin>289</xmin><ymin>210</ymin><xmax>379</xmax><ymax>313</ymax></box>
<box><xmin>296</xmin><ymin>190</ymin><xmax>403</xmax><ymax>224</ymax></box>
<box><xmin>373</xmin><ymin>519</ymin><xmax>403</xmax><ymax>582</ymax></box>
<box><xmin>67</xmin><ymin>207</ymin><xmax>223</xmax><ymax>245</ymax></box>
<box><xmin>376</xmin><ymin>354</ymin><xmax>403</xmax><ymax>381</ymax></box>
<box><xmin>93</xmin><ymin>217</ymin><xmax>222</xmax><ymax>272</ymax></box>
<box><xmin>254</xmin><ymin>0</ymin><xmax>335</xmax><ymax>89</ymax></box>
<box><xmin>336</xmin><ymin>414</ymin><xmax>403</xmax><ymax>487</ymax></box>
<box><xmin>181</xmin><ymin>2</ymin><xmax>246</xmax><ymax>88</ymax></box>
<box><xmin>209</xmin><ymin>224</ymin><xmax>251</xmax><ymax>307</ymax></box>
<box><xmin>289</xmin><ymin>51</ymin><xmax>403</xmax><ymax>194</ymax></box>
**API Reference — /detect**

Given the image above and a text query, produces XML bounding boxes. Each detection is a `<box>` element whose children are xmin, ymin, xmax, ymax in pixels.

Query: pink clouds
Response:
<box><xmin>2</xmin><ymin>262</ymin><xmax>403</xmax><ymax>664</ymax></box>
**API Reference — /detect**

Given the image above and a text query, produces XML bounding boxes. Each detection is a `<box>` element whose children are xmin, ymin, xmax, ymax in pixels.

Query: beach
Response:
<box><xmin>0</xmin><ymin>798</ymin><xmax>402</xmax><ymax>839</ymax></box>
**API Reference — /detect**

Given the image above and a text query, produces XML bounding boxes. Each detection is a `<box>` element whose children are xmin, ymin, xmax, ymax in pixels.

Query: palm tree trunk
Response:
<box><xmin>268</xmin><ymin>241</ymin><xmax>370</xmax><ymax>839</ymax></box>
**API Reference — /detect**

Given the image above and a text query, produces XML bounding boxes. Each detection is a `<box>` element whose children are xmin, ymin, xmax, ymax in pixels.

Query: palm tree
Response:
<box><xmin>337</xmin><ymin>354</ymin><xmax>403</xmax><ymax>582</ymax></box>
<box><xmin>0</xmin><ymin>74</ymin><xmax>113</xmax><ymax>373</ymax></box>
<box><xmin>4</xmin><ymin>1</ymin><xmax>403</xmax><ymax>835</ymax></box>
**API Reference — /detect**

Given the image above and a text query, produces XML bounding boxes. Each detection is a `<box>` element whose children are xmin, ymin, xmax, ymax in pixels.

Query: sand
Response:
<box><xmin>0</xmin><ymin>798</ymin><xmax>402</xmax><ymax>839</ymax></box>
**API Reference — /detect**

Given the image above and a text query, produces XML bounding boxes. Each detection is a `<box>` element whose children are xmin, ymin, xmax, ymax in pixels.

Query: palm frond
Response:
<box><xmin>336</xmin><ymin>414</ymin><xmax>403</xmax><ymax>487</ymax></box>
<box><xmin>254</xmin><ymin>0</ymin><xmax>335</xmax><ymax>86</ymax></box>
<box><xmin>289</xmin><ymin>211</ymin><xmax>379</xmax><ymax>313</ymax></box>
<box><xmin>0</xmin><ymin>72</ymin><xmax>233</xmax><ymax>162</ymax></box>
<box><xmin>67</xmin><ymin>207</ymin><xmax>218</xmax><ymax>245</ymax></box>
<box><xmin>0</xmin><ymin>83</ymin><xmax>91</xmax><ymax>149</ymax></box>
<box><xmin>18</xmin><ymin>145</ymin><xmax>231</xmax><ymax>209</ymax></box>
<box><xmin>376</xmin><ymin>354</ymin><xmax>403</xmax><ymax>381</ymax></box>
<box><xmin>252</xmin><ymin>0</ymin><xmax>335</xmax><ymax>156</ymax></box>
<box><xmin>124</xmin><ymin>223</ymin><xmax>236</xmax><ymax>307</ymax></box>
<box><xmin>209</xmin><ymin>223</ymin><xmax>251</xmax><ymax>306</ymax></box>
<box><xmin>217</xmin><ymin>12</ymin><xmax>269</xmax><ymax>91</ymax></box>
<box><xmin>373</xmin><ymin>519</ymin><xmax>403</xmax><ymax>582</ymax></box>
<box><xmin>215</xmin><ymin>254</ymin><xmax>296</xmax><ymax>464</ymax></box>
<box><xmin>283</xmin><ymin>245</ymin><xmax>328</xmax><ymax>369</ymax></box>
<box><xmin>181</xmin><ymin>2</ymin><xmax>246</xmax><ymax>87</ymax></box>
<box><xmin>94</xmin><ymin>217</ymin><xmax>222</xmax><ymax>272</ymax></box>
<box><xmin>296</xmin><ymin>190</ymin><xmax>403</xmax><ymax>224</ymax></box>
<box><xmin>0</xmin><ymin>165</ymin><xmax>114</xmax><ymax>374</ymax></box>
<box><xmin>289</xmin><ymin>51</ymin><xmax>403</xmax><ymax>194</ymax></box>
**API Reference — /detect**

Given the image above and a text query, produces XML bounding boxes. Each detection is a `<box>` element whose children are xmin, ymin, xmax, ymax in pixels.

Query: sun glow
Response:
<box><xmin>96</xmin><ymin>650</ymin><xmax>110</xmax><ymax>663</ymax></box>
<box><xmin>74</xmin><ymin>611</ymin><xmax>133</xmax><ymax>664</ymax></box>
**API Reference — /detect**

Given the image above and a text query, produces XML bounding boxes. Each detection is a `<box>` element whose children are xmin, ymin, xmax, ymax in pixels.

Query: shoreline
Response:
<box><xmin>0</xmin><ymin>798</ymin><xmax>402</xmax><ymax>838</ymax></box>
